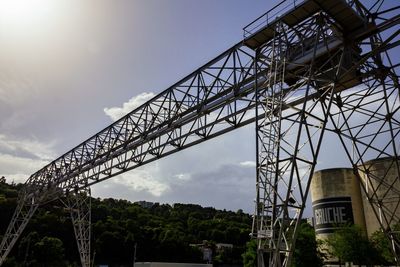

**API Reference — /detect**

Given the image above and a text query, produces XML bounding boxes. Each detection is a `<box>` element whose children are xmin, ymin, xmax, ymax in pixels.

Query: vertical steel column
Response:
<box><xmin>65</xmin><ymin>187</ymin><xmax>91</xmax><ymax>267</ymax></box>
<box><xmin>254</xmin><ymin>21</ymin><xmax>285</xmax><ymax>267</ymax></box>
<box><xmin>254</xmin><ymin>14</ymin><xmax>349</xmax><ymax>266</ymax></box>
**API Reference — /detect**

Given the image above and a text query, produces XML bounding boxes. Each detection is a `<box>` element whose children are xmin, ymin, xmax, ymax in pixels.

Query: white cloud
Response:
<box><xmin>92</xmin><ymin>161</ymin><xmax>256</xmax><ymax>212</ymax></box>
<box><xmin>0</xmin><ymin>153</ymin><xmax>50</xmax><ymax>184</ymax></box>
<box><xmin>90</xmin><ymin>126</ymin><xmax>257</xmax><ymax>211</ymax></box>
<box><xmin>113</xmin><ymin>168</ymin><xmax>170</xmax><ymax>197</ymax></box>
<box><xmin>239</xmin><ymin>160</ymin><xmax>256</xmax><ymax>168</ymax></box>
<box><xmin>103</xmin><ymin>92</ymin><xmax>155</xmax><ymax>121</ymax></box>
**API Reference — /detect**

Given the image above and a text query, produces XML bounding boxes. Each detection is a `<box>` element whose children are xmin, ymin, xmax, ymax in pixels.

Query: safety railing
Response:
<box><xmin>243</xmin><ymin>0</ymin><xmax>305</xmax><ymax>39</ymax></box>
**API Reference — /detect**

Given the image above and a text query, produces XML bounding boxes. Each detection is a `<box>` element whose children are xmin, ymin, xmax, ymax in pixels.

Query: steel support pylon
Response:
<box><xmin>250</xmin><ymin>1</ymin><xmax>400</xmax><ymax>265</ymax></box>
<box><xmin>0</xmin><ymin>181</ymin><xmax>57</xmax><ymax>266</ymax></box>
<box><xmin>63</xmin><ymin>187</ymin><xmax>92</xmax><ymax>267</ymax></box>
<box><xmin>0</xmin><ymin>191</ymin><xmax>39</xmax><ymax>266</ymax></box>
<box><xmin>253</xmin><ymin>13</ymin><xmax>353</xmax><ymax>266</ymax></box>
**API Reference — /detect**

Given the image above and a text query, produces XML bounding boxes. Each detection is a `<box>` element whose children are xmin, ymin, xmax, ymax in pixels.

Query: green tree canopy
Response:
<box><xmin>242</xmin><ymin>239</ymin><xmax>257</xmax><ymax>267</ymax></box>
<box><xmin>0</xmin><ymin>181</ymin><xmax>254</xmax><ymax>266</ymax></box>
<box><xmin>292</xmin><ymin>222</ymin><xmax>324</xmax><ymax>267</ymax></box>
<box><xmin>370</xmin><ymin>224</ymin><xmax>400</xmax><ymax>265</ymax></box>
<box><xmin>32</xmin><ymin>236</ymin><xmax>67</xmax><ymax>267</ymax></box>
<box><xmin>326</xmin><ymin>225</ymin><xmax>377</xmax><ymax>265</ymax></box>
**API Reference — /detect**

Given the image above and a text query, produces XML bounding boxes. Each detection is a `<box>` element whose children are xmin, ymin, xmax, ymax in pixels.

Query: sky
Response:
<box><xmin>0</xmin><ymin>0</ymin><xmax>363</xmax><ymax>214</ymax></box>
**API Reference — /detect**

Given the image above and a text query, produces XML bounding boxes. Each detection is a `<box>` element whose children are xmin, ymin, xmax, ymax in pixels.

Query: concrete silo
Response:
<box><xmin>358</xmin><ymin>157</ymin><xmax>400</xmax><ymax>237</ymax></box>
<box><xmin>310</xmin><ymin>168</ymin><xmax>367</xmax><ymax>240</ymax></box>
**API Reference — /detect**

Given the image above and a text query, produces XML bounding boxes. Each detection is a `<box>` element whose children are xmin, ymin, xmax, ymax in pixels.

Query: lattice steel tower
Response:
<box><xmin>1</xmin><ymin>0</ymin><xmax>399</xmax><ymax>266</ymax></box>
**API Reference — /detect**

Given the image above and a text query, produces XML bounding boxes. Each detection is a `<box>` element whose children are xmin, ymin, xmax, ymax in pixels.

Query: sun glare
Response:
<box><xmin>0</xmin><ymin>0</ymin><xmax>56</xmax><ymax>32</ymax></box>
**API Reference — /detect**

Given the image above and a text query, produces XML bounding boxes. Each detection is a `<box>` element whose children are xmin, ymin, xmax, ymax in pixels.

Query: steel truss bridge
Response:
<box><xmin>1</xmin><ymin>0</ymin><xmax>399</xmax><ymax>266</ymax></box>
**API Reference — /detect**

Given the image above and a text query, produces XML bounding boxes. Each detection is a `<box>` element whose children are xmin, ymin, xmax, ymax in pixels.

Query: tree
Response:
<box><xmin>292</xmin><ymin>222</ymin><xmax>324</xmax><ymax>267</ymax></box>
<box><xmin>1</xmin><ymin>257</ymin><xmax>20</xmax><ymax>267</ymax></box>
<box><xmin>242</xmin><ymin>239</ymin><xmax>257</xmax><ymax>267</ymax></box>
<box><xmin>32</xmin><ymin>236</ymin><xmax>67</xmax><ymax>267</ymax></box>
<box><xmin>0</xmin><ymin>181</ymin><xmax>253</xmax><ymax>266</ymax></box>
<box><xmin>370</xmin><ymin>224</ymin><xmax>400</xmax><ymax>265</ymax></box>
<box><xmin>17</xmin><ymin>231</ymin><xmax>40</xmax><ymax>264</ymax></box>
<box><xmin>326</xmin><ymin>225</ymin><xmax>376</xmax><ymax>265</ymax></box>
<box><xmin>95</xmin><ymin>230</ymin><xmax>127</xmax><ymax>264</ymax></box>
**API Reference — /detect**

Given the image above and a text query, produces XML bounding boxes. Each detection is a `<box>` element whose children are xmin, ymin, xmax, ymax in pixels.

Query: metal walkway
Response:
<box><xmin>244</xmin><ymin>0</ymin><xmax>366</xmax><ymax>49</ymax></box>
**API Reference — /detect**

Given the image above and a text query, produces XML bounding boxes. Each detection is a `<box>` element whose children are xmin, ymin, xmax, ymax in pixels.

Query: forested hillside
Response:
<box><xmin>0</xmin><ymin>180</ymin><xmax>252</xmax><ymax>266</ymax></box>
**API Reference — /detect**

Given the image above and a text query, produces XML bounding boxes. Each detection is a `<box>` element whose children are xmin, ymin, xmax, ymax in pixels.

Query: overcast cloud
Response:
<box><xmin>0</xmin><ymin>134</ymin><xmax>54</xmax><ymax>183</ymax></box>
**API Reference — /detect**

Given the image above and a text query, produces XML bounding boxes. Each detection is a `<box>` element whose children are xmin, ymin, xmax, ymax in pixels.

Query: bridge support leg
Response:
<box><xmin>0</xmin><ymin>192</ymin><xmax>39</xmax><ymax>266</ymax></box>
<box><xmin>253</xmin><ymin>16</ymin><xmax>352</xmax><ymax>267</ymax></box>
<box><xmin>254</xmin><ymin>73</ymin><xmax>335</xmax><ymax>266</ymax></box>
<box><xmin>65</xmin><ymin>187</ymin><xmax>91</xmax><ymax>267</ymax></box>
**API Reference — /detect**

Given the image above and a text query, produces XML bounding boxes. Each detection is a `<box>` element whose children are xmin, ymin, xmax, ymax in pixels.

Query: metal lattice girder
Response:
<box><xmin>62</xmin><ymin>188</ymin><xmax>91</xmax><ymax>267</ymax></box>
<box><xmin>24</xmin><ymin>41</ymin><xmax>259</xmax><ymax>196</ymax></box>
